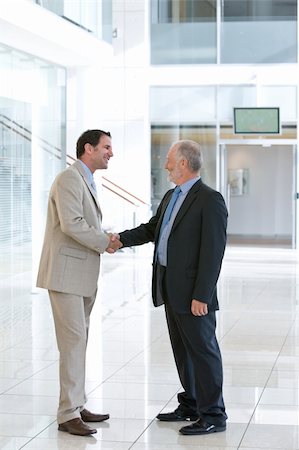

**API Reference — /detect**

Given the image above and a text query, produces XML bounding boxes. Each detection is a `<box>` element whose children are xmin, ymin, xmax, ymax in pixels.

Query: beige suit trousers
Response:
<box><xmin>49</xmin><ymin>290</ymin><xmax>96</xmax><ymax>424</ymax></box>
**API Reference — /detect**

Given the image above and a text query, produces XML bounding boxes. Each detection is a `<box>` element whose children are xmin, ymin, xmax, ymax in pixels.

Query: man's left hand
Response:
<box><xmin>191</xmin><ymin>299</ymin><xmax>208</xmax><ymax>316</ymax></box>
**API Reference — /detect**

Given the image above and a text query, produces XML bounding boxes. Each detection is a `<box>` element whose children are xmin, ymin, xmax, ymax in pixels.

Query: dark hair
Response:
<box><xmin>76</xmin><ymin>129</ymin><xmax>111</xmax><ymax>159</ymax></box>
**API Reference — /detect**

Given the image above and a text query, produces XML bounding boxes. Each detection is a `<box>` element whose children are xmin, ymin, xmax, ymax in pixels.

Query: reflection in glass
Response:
<box><xmin>33</xmin><ymin>0</ymin><xmax>112</xmax><ymax>42</ymax></box>
<box><xmin>151</xmin><ymin>125</ymin><xmax>217</xmax><ymax>213</ymax></box>
<box><xmin>221</xmin><ymin>0</ymin><xmax>297</xmax><ymax>63</ymax></box>
<box><xmin>0</xmin><ymin>44</ymin><xmax>66</xmax><ymax>296</ymax></box>
<box><xmin>151</xmin><ymin>0</ymin><xmax>217</xmax><ymax>64</ymax></box>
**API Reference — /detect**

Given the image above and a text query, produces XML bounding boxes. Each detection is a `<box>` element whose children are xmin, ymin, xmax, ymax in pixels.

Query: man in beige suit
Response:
<box><xmin>37</xmin><ymin>129</ymin><xmax>122</xmax><ymax>436</ymax></box>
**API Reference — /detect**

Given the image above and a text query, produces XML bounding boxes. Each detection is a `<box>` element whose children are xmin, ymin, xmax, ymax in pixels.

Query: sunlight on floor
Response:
<box><xmin>0</xmin><ymin>245</ymin><xmax>299</xmax><ymax>449</ymax></box>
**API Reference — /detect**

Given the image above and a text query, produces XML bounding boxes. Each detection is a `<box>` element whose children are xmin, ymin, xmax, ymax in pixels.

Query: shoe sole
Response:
<box><xmin>81</xmin><ymin>415</ymin><xmax>110</xmax><ymax>422</ymax></box>
<box><xmin>179</xmin><ymin>425</ymin><xmax>226</xmax><ymax>435</ymax></box>
<box><xmin>58</xmin><ymin>425</ymin><xmax>97</xmax><ymax>435</ymax></box>
<box><xmin>157</xmin><ymin>415</ymin><xmax>199</xmax><ymax>422</ymax></box>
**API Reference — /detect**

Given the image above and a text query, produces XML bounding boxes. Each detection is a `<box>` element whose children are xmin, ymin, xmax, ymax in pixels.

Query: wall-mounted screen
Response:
<box><xmin>233</xmin><ymin>107</ymin><xmax>280</xmax><ymax>134</ymax></box>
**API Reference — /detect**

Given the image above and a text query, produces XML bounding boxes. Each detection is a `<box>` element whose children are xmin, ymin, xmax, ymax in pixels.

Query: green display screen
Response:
<box><xmin>233</xmin><ymin>107</ymin><xmax>280</xmax><ymax>134</ymax></box>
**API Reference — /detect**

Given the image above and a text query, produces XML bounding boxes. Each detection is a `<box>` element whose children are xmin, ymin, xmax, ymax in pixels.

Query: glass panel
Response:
<box><xmin>227</xmin><ymin>144</ymin><xmax>293</xmax><ymax>248</ymax></box>
<box><xmin>153</xmin><ymin>0</ymin><xmax>217</xmax><ymax>23</ymax></box>
<box><xmin>150</xmin><ymin>86</ymin><xmax>216</xmax><ymax>122</ymax></box>
<box><xmin>223</xmin><ymin>0</ymin><xmax>297</xmax><ymax>21</ymax></box>
<box><xmin>219</xmin><ymin>86</ymin><xmax>257</xmax><ymax>122</ymax></box>
<box><xmin>151</xmin><ymin>0</ymin><xmax>217</xmax><ymax>64</ymax></box>
<box><xmin>35</xmin><ymin>0</ymin><xmax>64</xmax><ymax>15</ymax></box>
<box><xmin>221</xmin><ymin>0</ymin><xmax>297</xmax><ymax>63</ymax></box>
<box><xmin>151</xmin><ymin>125</ymin><xmax>217</xmax><ymax>213</ymax></box>
<box><xmin>33</xmin><ymin>0</ymin><xmax>112</xmax><ymax>42</ymax></box>
<box><xmin>219</xmin><ymin>85</ymin><xmax>297</xmax><ymax>122</ymax></box>
<box><xmin>0</xmin><ymin>44</ymin><xmax>66</xmax><ymax>297</ymax></box>
<box><xmin>259</xmin><ymin>86</ymin><xmax>297</xmax><ymax>121</ymax></box>
<box><xmin>63</xmin><ymin>0</ymin><xmax>98</xmax><ymax>34</ymax></box>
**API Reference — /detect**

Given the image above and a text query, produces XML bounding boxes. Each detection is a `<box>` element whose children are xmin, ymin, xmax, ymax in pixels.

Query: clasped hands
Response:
<box><xmin>106</xmin><ymin>233</ymin><xmax>122</xmax><ymax>254</ymax></box>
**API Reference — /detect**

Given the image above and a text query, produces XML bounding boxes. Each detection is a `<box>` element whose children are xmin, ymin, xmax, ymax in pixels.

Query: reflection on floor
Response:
<box><xmin>1</xmin><ymin>245</ymin><xmax>299</xmax><ymax>449</ymax></box>
<box><xmin>227</xmin><ymin>234</ymin><xmax>292</xmax><ymax>248</ymax></box>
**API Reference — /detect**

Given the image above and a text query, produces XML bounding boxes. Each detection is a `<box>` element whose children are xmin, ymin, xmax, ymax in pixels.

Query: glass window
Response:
<box><xmin>150</xmin><ymin>86</ymin><xmax>217</xmax><ymax>210</ymax></box>
<box><xmin>150</xmin><ymin>86</ymin><xmax>217</xmax><ymax>122</ymax></box>
<box><xmin>153</xmin><ymin>0</ymin><xmax>217</xmax><ymax>23</ymax></box>
<box><xmin>219</xmin><ymin>86</ymin><xmax>257</xmax><ymax>122</ymax></box>
<box><xmin>33</xmin><ymin>0</ymin><xmax>112</xmax><ymax>43</ymax></box>
<box><xmin>151</xmin><ymin>0</ymin><xmax>217</xmax><ymax>64</ymax></box>
<box><xmin>219</xmin><ymin>85</ymin><xmax>297</xmax><ymax>123</ymax></box>
<box><xmin>0</xmin><ymin>44</ymin><xmax>66</xmax><ymax>297</ymax></box>
<box><xmin>223</xmin><ymin>0</ymin><xmax>297</xmax><ymax>21</ymax></box>
<box><xmin>221</xmin><ymin>0</ymin><xmax>297</xmax><ymax>63</ymax></box>
<box><xmin>151</xmin><ymin>125</ymin><xmax>217</xmax><ymax>213</ymax></box>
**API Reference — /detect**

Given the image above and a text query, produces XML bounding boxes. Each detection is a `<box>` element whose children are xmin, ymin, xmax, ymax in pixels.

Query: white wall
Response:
<box><xmin>65</xmin><ymin>0</ymin><xmax>152</xmax><ymax>233</ymax></box>
<box><xmin>227</xmin><ymin>144</ymin><xmax>293</xmax><ymax>237</ymax></box>
<box><xmin>98</xmin><ymin>0</ymin><xmax>152</xmax><ymax>231</ymax></box>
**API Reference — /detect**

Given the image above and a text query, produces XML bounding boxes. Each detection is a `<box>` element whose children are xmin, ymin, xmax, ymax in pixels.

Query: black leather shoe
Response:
<box><xmin>156</xmin><ymin>407</ymin><xmax>199</xmax><ymax>422</ymax></box>
<box><xmin>179</xmin><ymin>418</ymin><xmax>226</xmax><ymax>435</ymax></box>
<box><xmin>80</xmin><ymin>408</ymin><xmax>109</xmax><ymax>422</ymax></box>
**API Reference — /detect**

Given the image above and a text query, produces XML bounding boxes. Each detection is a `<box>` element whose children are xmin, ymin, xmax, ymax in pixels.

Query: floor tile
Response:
<box><xmin>0</xmin><ymin>413</ymin><xmax>55</xmax><ymax>437</ymax></box>
<box><xmin>0</xmin><ymin>437</ymin><xmax>32</xmax><ymax>450</ymax></box>
<box><xmin>240</xmin><ymin>423</ymin><xmax>299</xmax><ymax>449</ymax></box>
<box><xmin>1</xmin><ymin>247</ymin><xmax>299</xmax><ymax>448</ymax></box>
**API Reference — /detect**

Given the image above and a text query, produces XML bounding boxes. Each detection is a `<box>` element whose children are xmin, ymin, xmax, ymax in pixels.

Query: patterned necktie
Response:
<box><xmin>160</xmin><ymin>186</ymin><xmax>181</xmax><ymax>233</ymax></box>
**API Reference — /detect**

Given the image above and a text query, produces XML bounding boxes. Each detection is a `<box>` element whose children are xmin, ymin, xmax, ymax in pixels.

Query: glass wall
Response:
<box><xmin>151</xmin><ymin>0</ymin><xmax>217</xmax><ymax>64</ymax></box>
<box><xmin>221</xmin><ymin>0</ymin><xmax>297</xmax><ymax>63</ymax></box>
<box><xmin>150</xmin><ymin>84</ymin><xmax>297</xmax><ymax>210</ymax></box>
<box><xmin>0</xmin><ymin>44</ymin><xmax>66</xmax><ymax>295</ymax></box>
<box><xmin>151</xmin><ymin>0</ymin><xmax>297</xmax><ymax>64</ymax></box>
<box><xmin>219</xmin><ymin>85</ymin><xmax>297</xmax><ymax>122</ymax></box>
<box><xmin>151</xmin><ymin>124</ymin><xmax>217</xmax><ymax>213</ymax></box>
<box><xmin>32</xmin><ymin>0</ymin><xmax>112</xmax><ymax>43</ymax></box>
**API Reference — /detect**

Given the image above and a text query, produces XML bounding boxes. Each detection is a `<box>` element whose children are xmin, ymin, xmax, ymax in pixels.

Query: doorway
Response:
<box><xmin>220</xmin><ymin>142</ymin><xmax>296</xmax><ymax>248</ymax></box>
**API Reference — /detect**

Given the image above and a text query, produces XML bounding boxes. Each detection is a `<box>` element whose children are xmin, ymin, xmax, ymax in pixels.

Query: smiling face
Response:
<box><xmin>165</xmin><ymin>144</ymin><xmax>184</xmax><ymax>185</ymax></box>
<box><xmin>84</xmin><ymin>135</ymin><xmax>113</xmax><ymax>172</ymax></box>
<box><xmin>165</xmin><ymin>141</ymin><xmax>201</xmax><ymax>186</ymax></box>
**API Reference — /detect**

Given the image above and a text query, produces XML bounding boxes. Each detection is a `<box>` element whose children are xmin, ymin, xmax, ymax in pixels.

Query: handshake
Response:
<box><xmin>106</xmin><ymin>233</ymin><xmax>122</xmax><ymax>254</ymax></box>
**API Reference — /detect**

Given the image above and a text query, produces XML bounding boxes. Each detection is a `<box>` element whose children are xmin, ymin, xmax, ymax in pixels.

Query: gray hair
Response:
<box><xmin>175</xmin><ymin>140</ymin><xmax>203</xmax><ymax>172</ymax></box>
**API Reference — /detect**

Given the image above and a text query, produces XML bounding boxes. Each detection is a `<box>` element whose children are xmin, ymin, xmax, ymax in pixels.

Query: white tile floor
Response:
<box><xmin>1</xmin><ymin>245</ymin><xmax>299</xmax><ymax>449</ymax></box>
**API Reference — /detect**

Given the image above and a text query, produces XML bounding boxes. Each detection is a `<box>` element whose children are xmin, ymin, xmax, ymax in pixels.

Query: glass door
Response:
<box><xmin>219</xmin><ymin>141</ymin><xmax>297</xmax><ymax>248</ymax></box>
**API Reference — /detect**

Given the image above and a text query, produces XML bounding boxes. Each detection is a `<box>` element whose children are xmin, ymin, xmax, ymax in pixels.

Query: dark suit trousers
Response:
<box><xmin>163</xmin><ymin>271</ymin><xmax>227</xmax><ymax>425</ymax></box>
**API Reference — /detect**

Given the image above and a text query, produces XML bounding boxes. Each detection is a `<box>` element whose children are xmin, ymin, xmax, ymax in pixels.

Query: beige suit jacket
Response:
<box><xmin>36</xmin><ymin>160</ymin><xmax>109</xmax><ymax>297</ymax></box>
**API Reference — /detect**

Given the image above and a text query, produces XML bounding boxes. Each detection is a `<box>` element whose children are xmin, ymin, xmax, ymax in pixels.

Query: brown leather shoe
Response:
<box><xmin>58</xmin><ymin>418</ymin><xmax>97</xmax><ymax>435</ymax></box>
<box><xmin>81</xmin><ymin>408</ymin><xmax>110</xmax><ymax>422</ymax></box>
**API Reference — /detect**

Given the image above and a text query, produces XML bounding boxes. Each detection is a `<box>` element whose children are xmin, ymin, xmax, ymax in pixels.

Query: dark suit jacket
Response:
<box><xmin>120</xmin><ymin>179</ymin><xmax>228</xmax><ymax>314</ymax></box>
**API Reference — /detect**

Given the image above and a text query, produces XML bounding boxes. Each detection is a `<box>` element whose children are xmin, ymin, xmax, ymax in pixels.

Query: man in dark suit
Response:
<box><xmin>116</xmin><ymin>139</ymin><xmax>228</xmax><ymax>435</ymax></box>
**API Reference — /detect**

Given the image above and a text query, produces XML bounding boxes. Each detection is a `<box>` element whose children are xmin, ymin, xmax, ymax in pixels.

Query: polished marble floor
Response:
<box><xmin>1</xmin><ymin>244</ymin><xmax>299</xmax><ymax>449</ymax></box>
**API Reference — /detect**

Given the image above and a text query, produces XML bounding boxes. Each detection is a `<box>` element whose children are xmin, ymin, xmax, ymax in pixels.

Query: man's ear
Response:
<box><xmin>181</xmin><ymin>158</ymin><xmax>188</xmax><ymax>168</ymax></box>
<box><xmin>84</xmin><ymin>143</ymin><xmax>93</xmax><ymax>155</ymax></box>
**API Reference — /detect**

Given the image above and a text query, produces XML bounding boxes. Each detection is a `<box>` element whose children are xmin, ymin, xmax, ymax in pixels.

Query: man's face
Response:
<box><xmin>90</xmin><ymin>135</ymin><xmax>113</xmax><ymax>170</ymax></box>
<box><xmin>165</xmin><ymin>146</ymin><xmax>183</xmax><ymax>185</ymax></box>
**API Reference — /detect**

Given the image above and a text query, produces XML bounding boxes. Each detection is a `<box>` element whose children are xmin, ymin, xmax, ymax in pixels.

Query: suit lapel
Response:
<box><xmin>155</xmin><ymin>179</ymin><xmax>202</xmax><ymax>240</ymax></box>
<box><xmin>170</xmin><ymin>179</ymin><xmax>202</xmax><ymax>232</ymax></box>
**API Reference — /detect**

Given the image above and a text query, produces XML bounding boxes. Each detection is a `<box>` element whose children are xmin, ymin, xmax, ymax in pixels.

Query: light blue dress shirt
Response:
<box><xmin>157</xmin><ymin>177</ymin><xmax>200</xmax><ymax>266</ymax></box>
<box><xmin>78</xmin><ymin>160</ymin><xmax>97</xmax><ymax>194</ymax></box>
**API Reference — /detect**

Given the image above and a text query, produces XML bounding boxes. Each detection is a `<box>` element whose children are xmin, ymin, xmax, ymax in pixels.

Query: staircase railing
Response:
<box><xmin>1</xmin><ymin>114</ymin><xmax>150</xmax><ymax>210</ymax></box>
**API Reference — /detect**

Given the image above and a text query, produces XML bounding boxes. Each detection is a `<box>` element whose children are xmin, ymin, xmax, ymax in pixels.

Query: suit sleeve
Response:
<box><xmin>119</xmin><ymin>215</ymin><xmax>158</xmax><ymax>247</ymax></box>
<box><xmin>192</xmin><ymin>191</ymin><xmax>227</xmax><ymax>304</ymax></box>
<box><xmin>53</xmin><ymin>169</ymin><xmax>109</xmax><ymax>253</ymax></box>
<box><xmin>119</xmin><ymin>191</ymin><xmax>171</xmax><ymax>247</ymax></box>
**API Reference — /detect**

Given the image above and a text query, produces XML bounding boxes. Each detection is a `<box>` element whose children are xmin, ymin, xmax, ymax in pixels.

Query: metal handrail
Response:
<box><xmin>1</xmin><ymin>115</ymin><xmax>149</xmax><ymax>207</ymax></box>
